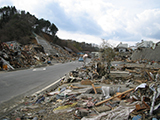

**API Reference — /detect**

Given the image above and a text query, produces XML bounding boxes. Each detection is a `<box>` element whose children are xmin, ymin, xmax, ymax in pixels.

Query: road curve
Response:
<box><xmin>0</xmin><ymin>61</ymin><xmax>85</xmax><ymax>104</ymax></box>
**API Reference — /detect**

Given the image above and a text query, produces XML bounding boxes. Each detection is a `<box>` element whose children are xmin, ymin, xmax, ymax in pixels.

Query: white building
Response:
<box><xmin>116</xmin><ymin>42</ymin><xmax>128</xmax><ymax>52</ymax></box>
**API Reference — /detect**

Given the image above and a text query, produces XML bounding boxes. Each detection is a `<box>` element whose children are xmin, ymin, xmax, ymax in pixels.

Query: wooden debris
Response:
<box><xmin>91</xmin><ymin>84</ymin><xmax>97</xmax><ymax>94</ymax></box>
<box><xmin>81</xmin><ymin>80</ymin><xmax>93</xmax><ymax>85</ymax></box>
<box><xmin>125</xmin><ymin>69</ymin><xmax>141</xmax><ymax>74</ymax></box>
<box><xmin>95</xmin><ymin>88</ymin><xmax>135</xmax><ymax>106</ymax></box>
<box><xmin>70</xmin><ymin>85</ymin><xmax>86</xmax><ymax>89</ymax></box>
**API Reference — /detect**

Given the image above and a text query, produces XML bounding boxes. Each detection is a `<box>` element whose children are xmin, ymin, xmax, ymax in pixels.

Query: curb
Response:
<box><xmin>32</xmin><ymin>76</ymin><xmax>65</xmax><ymax>96</ymax></box>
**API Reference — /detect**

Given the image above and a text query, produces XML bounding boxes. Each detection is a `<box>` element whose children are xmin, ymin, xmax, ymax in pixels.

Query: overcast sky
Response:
<box><xmin>0</xmin><ymin>0</ymin><xmax>160</xmax><ymax>46</ymax></box>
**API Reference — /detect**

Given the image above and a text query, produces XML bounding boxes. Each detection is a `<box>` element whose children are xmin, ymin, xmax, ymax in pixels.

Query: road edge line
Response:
<box><xmin>32</xmin><ymin>76</ymin><xmax>65</xmax><ymax>95</ymax></box>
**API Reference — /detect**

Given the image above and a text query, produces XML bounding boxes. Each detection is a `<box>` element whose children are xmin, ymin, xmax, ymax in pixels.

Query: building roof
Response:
<box><xmin>116</xmin><ymin>42</ymin><xmax>128</xmax><ymax>48</ymax></box>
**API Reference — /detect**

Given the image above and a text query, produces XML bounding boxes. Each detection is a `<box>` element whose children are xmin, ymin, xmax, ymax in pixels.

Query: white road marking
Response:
<box><xmin>33</xmin><ymin>68</ymin><xmax>46</xmax><ymax>71</ymax></box>
<box><xmin>32</xmin><ymin>76</ymin><xmax>65</xmax><ymax>95</ymax></box>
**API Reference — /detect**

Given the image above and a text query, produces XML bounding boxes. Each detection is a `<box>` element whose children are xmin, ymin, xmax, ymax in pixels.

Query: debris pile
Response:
<box><xmin>1</xmin><ymin>60</ymin><xmax>160</xmax><ymax>120</ymax></box>
<box><xmin>131</xmin><ymin>45</ymin><xmax>160</xmax><ymax>62</ymax></box>
<box><xmin>0</xmin><ymin>42</ymin><xmax>77</xmax><ymax>71</ymax></box>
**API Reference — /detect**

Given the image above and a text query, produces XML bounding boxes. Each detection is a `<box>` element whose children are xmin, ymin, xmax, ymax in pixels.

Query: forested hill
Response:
<box><xmin>0</xmin><ymin>6</ymin><xmax>99</xmax><ymax>52</ymax></box>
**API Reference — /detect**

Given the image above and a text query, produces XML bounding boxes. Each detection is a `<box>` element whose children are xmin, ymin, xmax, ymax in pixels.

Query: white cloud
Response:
<box><xmin>11</xmin><ymin>0</ymin><xmax>38</xmax><ymax>12</ymax></box>
<box><xmin>53</xmin><ymin>0</ymin><xmax>160</xmax><ymax>44</ymax></box>
<box><xmin>9</xmin><ymin>0</ymin><xmax>53</xmax><ymax>17</ymax></box>
<box><xmin>126</xmin><ymin>9</ymin><xmax>160</xmax><ymax>38</ymax></box>
<box><xmin>57</xmin><ymin>30</ymin><xmax>102</xmax><ymax>45</ymax></box>
<box><xmin>54</xmin><ymin>0</ymin><xmax>124</xmax><ymax>34</ymax></box>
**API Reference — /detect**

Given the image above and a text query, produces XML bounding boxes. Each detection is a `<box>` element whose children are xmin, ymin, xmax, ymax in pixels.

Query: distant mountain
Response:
<box><xmin>0</xmin><ymin>6</ymin><xmax>99</xmax><ymax>52</ymax></box>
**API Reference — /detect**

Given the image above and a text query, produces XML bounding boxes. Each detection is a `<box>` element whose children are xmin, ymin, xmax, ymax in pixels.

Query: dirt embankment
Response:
<box><xmin>131</xmin><ymin>45</ymin><xmax>160</xmax><ymax>61</ymax></box>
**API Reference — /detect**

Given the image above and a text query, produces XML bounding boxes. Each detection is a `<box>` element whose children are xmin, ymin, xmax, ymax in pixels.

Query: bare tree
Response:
<box><xmin>100</xmin><ymin>39</ymin><xmax>115</xmax><ymax>78</ymax></box>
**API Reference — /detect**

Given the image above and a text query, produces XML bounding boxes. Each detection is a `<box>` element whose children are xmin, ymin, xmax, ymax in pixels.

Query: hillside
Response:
<box><xmin>0</xmin><ymin>6</ymin><xmax>99</xmax><ymax>53</ymax></box>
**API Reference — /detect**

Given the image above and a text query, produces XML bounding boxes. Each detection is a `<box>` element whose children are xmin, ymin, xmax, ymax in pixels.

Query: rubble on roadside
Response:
<box><xmin>1</xmin><ymin>60</ymin><xmax>160</xmax><ymax>120</ymax></box>
<box><xmin>0</xmin><ymin>42</ymin><xmax>77</xmax><ymax>71</ymax></box>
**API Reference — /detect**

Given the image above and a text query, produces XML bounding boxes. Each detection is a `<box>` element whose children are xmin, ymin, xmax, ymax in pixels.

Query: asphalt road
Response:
<box><xmin>0</xmin><ymin>60</ymin><xmax>86</xmax><ymax>104</ymax></box>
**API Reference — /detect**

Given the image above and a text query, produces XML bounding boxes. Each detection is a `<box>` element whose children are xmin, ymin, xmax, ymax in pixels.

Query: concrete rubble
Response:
<box><xmin>1</xmin><ymin>58</ymin><xmax>160</xmax><ymax>120</ymax></box>
<box><xmin>0</xmin><ymin>42</ymin><xmax>77</xmax><ymax>71</ymax></box>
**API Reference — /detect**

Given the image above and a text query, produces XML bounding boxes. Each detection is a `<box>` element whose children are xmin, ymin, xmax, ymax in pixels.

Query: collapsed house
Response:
<box><xmin>114</xmin><ymin>42</ymin><xmax>133</xmax><ymax>61</ymax></box>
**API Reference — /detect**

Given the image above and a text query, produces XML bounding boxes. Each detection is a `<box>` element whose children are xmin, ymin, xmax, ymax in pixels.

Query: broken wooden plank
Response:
<box><xmin>142</xmin><ymin>100</ymin><xmax>150</xmax><ymax>109</ymax></box>
<box><xmin>125</xmin><ymin>69</ymin><xmax>141</xmax><ymax>74</ymax></box>
<box><xmin>95</xmin><ymin>88</ymin><xmax>135</xmax><ymax>106</ymax></box>
<box><xmin>81</xmin><ymin>80</ymin><xmax>93</xmax><ymax>85</ymax></box>
<box><xmin>146</xmin><ymin>70</ymin><xmax>154</xmax><ymax>81</ymax></box>
<box><xmin>70</xmin><ymin>85</ymin><xmax>86</xmax><ymax>89</ymax></box>
<box><xmin>92</xmin><ymin>84</ymin><xmax>97</xmax><ymax>94</ymax></box>
<box><xmin>95</xmin><ymin>86</ymin><xmax>101</xmax><ymax>89</ymax></box>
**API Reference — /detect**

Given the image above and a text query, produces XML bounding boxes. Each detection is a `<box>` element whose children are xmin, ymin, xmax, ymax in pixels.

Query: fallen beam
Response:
<box><xmin>95</xmin><ymin>88</ymin><xmax>135</xmax><ymax>106</ymax></box>
<box><xmin>0</xmin><ymin>57</ymin><xmax>14</xmax><ymax>70</ymax></box>
<box><xmin>92</xmin><ymin>84</ymin><xmax>97</xmax><ymax>94</ymax></box>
